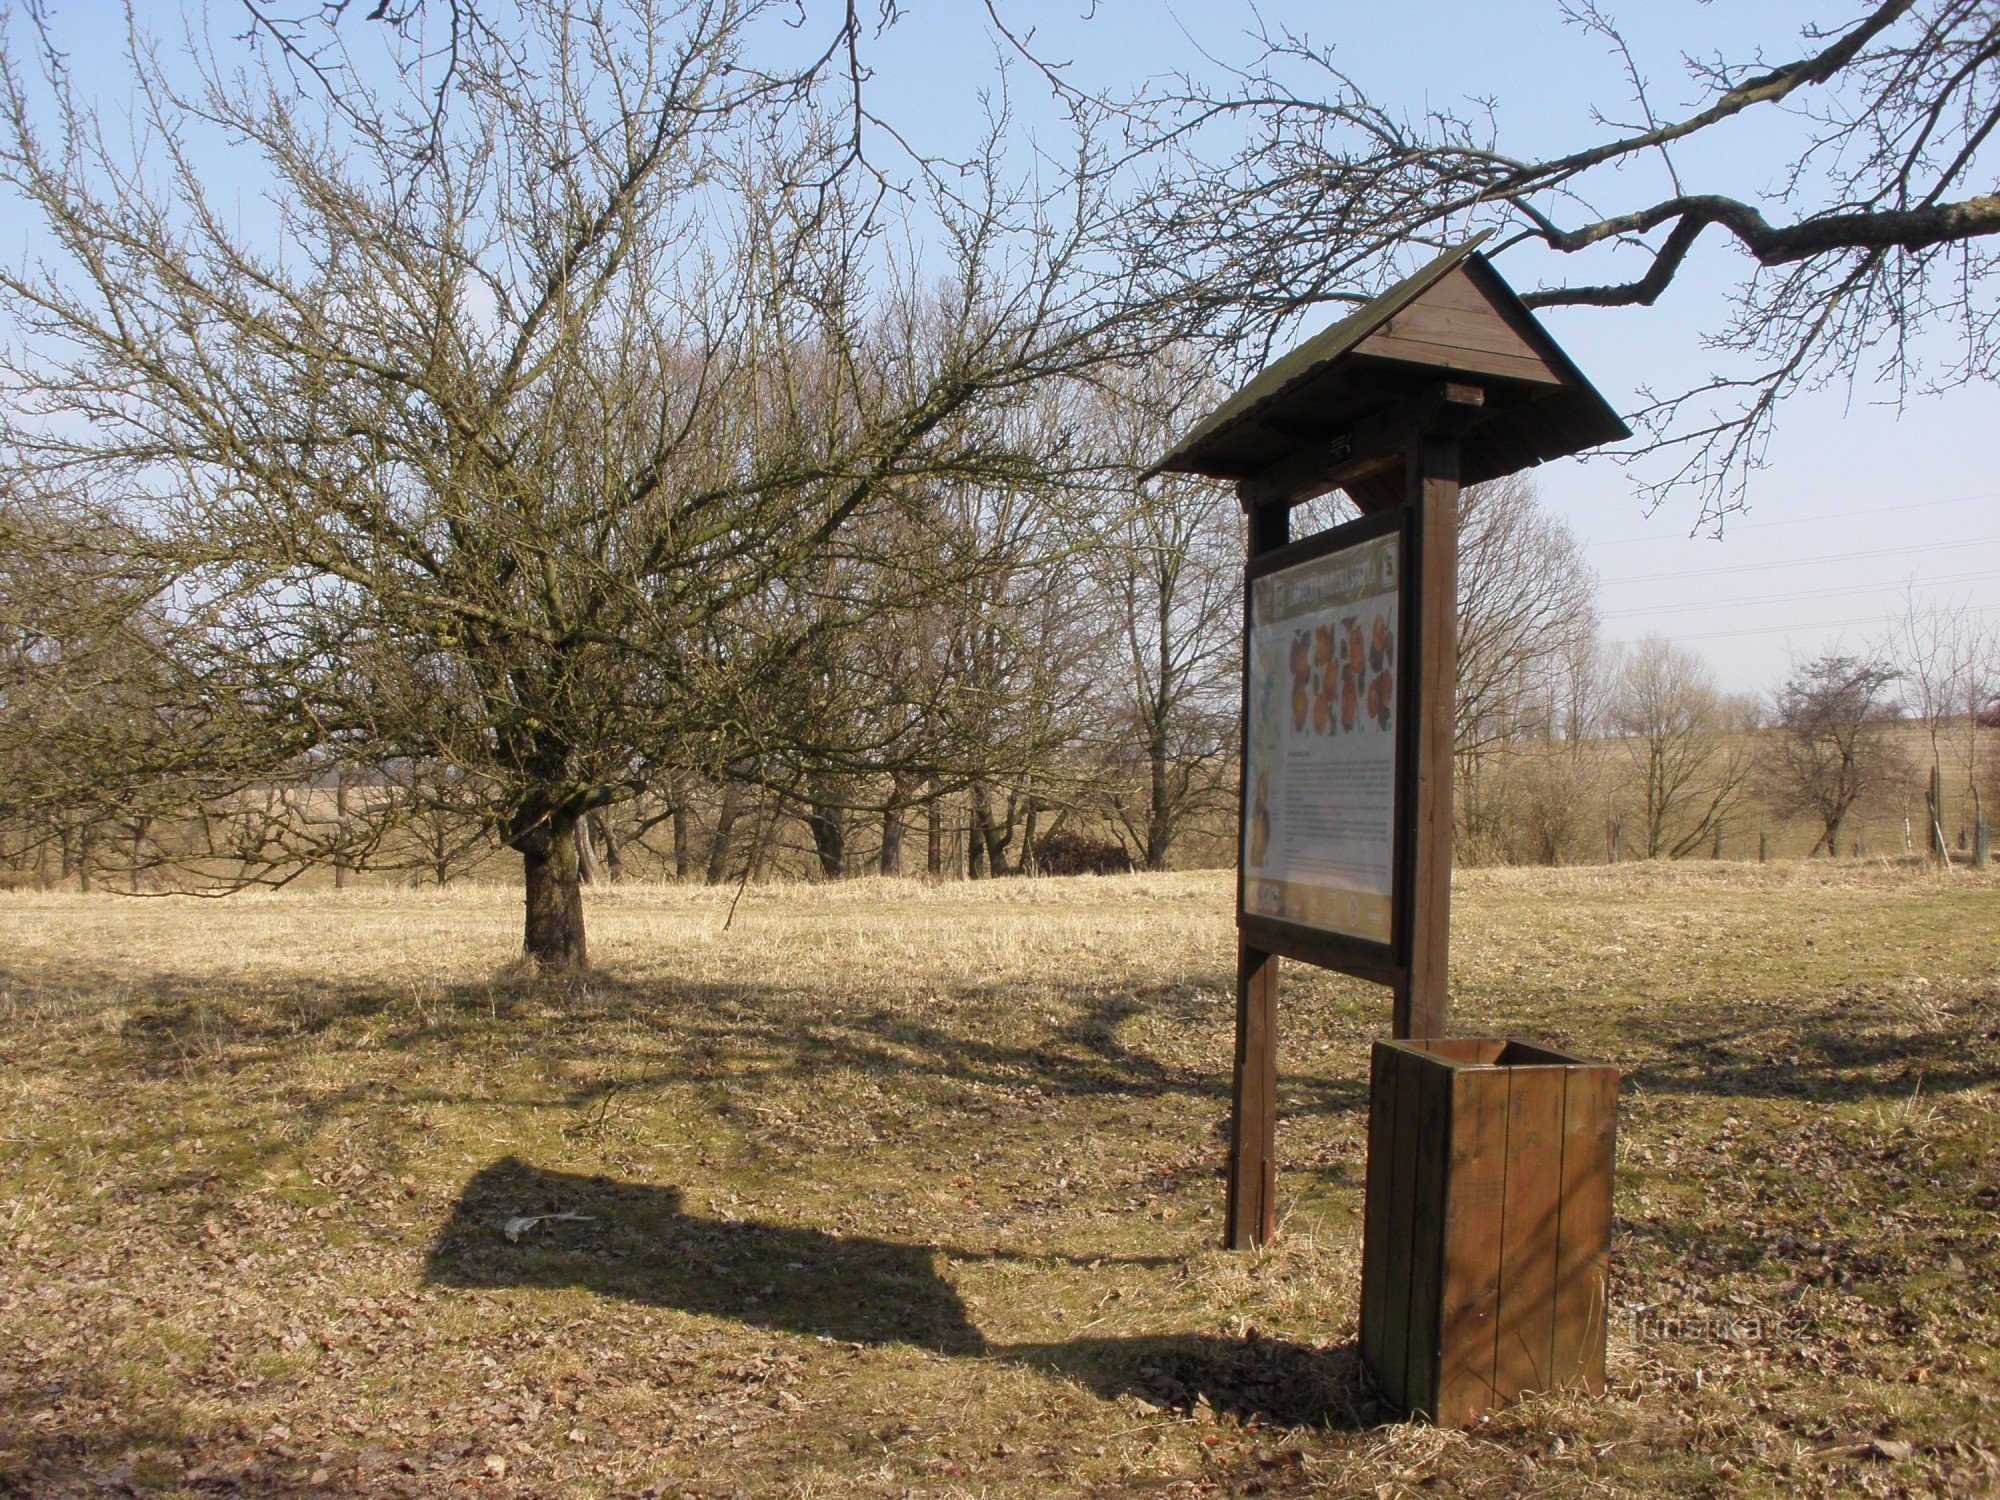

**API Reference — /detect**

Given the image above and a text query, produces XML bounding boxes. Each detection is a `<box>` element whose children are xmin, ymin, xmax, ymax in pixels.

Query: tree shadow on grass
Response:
<box><xmin>1625</xmin><ymin>989</ymin><xmax>2000</xmax><ymax>1102</ymax></box>
<box><xmin>423</xmin><ymin>1159</ymin><xmax>1381</xmax><ymax>1431</ymax></box>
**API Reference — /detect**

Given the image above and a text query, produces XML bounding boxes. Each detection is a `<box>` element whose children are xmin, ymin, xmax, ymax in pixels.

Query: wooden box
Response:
<box><xmin>1358</xmin><ymin>1038</ymin><xmax>1617</xmax><ymax>1426</ymax></box>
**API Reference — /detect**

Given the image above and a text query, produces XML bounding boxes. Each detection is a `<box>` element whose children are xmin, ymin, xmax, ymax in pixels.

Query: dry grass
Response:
<box><xmin>1</xmin><ymin>863</ymin><xmax>1996</xmax><ymax>1498</ymax></box>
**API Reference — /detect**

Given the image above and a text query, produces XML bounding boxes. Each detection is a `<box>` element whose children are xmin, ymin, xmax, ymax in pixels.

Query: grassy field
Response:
<box><xmin>1</xmin><ymin>864</ymin><xmax>1996</xmax><ymax>1498</ymax></box>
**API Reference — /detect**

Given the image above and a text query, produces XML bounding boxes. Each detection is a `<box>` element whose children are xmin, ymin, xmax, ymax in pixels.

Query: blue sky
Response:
<box><xmin>848</xmin><ymin>0</ymin><xmax>2000</xmax><ymax>697</ymax></box>
<box><xmin>21</xmin><ymin>0</ymin><xmax>2000</xmax><ymax>698</ymax></box>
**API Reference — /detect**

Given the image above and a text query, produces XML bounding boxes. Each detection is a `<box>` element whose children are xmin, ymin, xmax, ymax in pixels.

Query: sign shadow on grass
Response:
<box><xmin>424</xmin><ymin>1159</ymin><xmax>1380</xmax><ymax>1431</ymax></box>
<box><xmin>424</xmin><ymin>1157</ymin><xmax>990</xmax><ymax>1354</ymax></box>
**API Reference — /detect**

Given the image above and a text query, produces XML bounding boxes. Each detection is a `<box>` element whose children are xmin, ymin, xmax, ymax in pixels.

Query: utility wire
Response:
<box><xmin>1599</xmin><ymin>533</ymin><xmax>2000</xmax><ymax>587</ymax></box>
<box><xmin>1585</xmin><ymin>488</ymin><xmax>2000</xmax><ymax>549</ymax></box>
<box><xmin>1601</xmin><ymin>565</ymin><xmax>2000</xmax><ymax>620</ymax></box>
<box><xmin>1607</xmin><ymin>600</ymin><xmax>2000</xmax><ymax>647</ymax></box>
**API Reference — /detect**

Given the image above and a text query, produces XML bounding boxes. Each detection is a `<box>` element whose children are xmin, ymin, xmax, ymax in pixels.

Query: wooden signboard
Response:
<box><xmin>1155</xmin><ymin>237</ymin><xmax>1631</xmax><ymax>1251</ymax></box>
<box><xmin>1240</xmin><ymin>507</ymin><xmax>1416</xmax><ymax>983</ymax></box>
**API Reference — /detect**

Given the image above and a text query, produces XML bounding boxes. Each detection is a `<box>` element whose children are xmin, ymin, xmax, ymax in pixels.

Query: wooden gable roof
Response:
<box><xmin>1157</xmin><ymin>238</ymin><xmax>1630</xmax><ymax>501</ymax></box>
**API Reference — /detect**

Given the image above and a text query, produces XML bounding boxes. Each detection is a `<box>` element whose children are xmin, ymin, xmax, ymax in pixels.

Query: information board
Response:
<box><xmin>1242</xmin><ymin>515</ymin><xmax>1405</xmax><ymax>949</ymax></box>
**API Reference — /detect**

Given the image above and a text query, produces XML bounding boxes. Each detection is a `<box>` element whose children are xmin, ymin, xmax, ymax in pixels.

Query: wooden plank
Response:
<box><xmin>1237</xmin><ymin>382</ymin><xmax>1482</xmax><ymax>510</ymax></box>
<box><xmin>1238</xmin><ymin>914</ymin><xmax>1404</xmax><ymax>988</ymax></box>
<box><xmin>1498</xmin><ymin>1039</ymin><xmax>1591</xmax><ymax>1067</ymax></box>
<box><xmin>1414</xmin><ymin>1038</ymin><xmax>1505</xmax><ymax>1065</ymax></box>
<box><xmin>1224</xmin><ymin>940</ymin><xmax>1279</xmax><ymax>1249</ymax></box>
<box><xmin>1402</xmin><ymin>1051</ymin><xmax>1452</xmax><ymax>1417</ymax></box>
<box><xmin>1551</xmin><ymin>1064</ymin><xmax>1618</xmax><ymax>1394</ymax></box>
<box><xmin>1396</xmin><ymin>432</ymin><xmax>1459</xmax><ymax>1040</ymax></box>
<box><xmin>1357</xmin><ymin>1042</ymin><xmax>1399</xmax><ymax>1378</ymax></box>
<box><xmin>1355</xmin><ymin>269</ymin><xmax>1566</xmax><ymax>383</ymax></box>
<box><xmin>1378</xmin><ymin>1047</ymin><xmax>1425</xmax><ymax>1408</ymax></box>
<box><xmin>1493</xmin><ymin>1064</ymin><xmax>1565</xmax><ymax>1401</ymax></box>
<box><xmin>1223</xmin><ymin>495</ymin><xmax>1287</xmax><ymax>1255</ymax></box>
<box><xmin>1435</xmin><ymin>1062</ymin><xmax>1509</xmax><ymax>1427</ymax></box>
<box><xmin>1355</xmin><ymin>329</ymin><xmax>1564</xmax><ymax>386</ymax></box>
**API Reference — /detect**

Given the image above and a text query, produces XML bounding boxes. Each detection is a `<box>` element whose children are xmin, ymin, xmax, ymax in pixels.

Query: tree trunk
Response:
<box><xmin>333</xmin><ymin>774</ymin><xmax>350</xmax><ymax>890</ymax></box>
<box><xmin>749</xmin><ymin>796</ymin><xmax>780</xmax><ymax>883</ymax></box>
<box><xmin>925</xmin><ymin>788</ymin><xmax>943</xmax><ymax>877</ymax></box>
<box><xmin>806</xmin><ymin>792</ymin><xmax>846</xmax><ymax>880</ymax></box>
<box><xmin>598</xmin><ymin>811</ymin><xmax>623</xmax><ymax>883</ymax></box>
<box><xmin>707</xmin><ymin>778</ymin><xmax>742</xmax><ymax>884</ymax></box>
<box><xmin>670</xmin><ymin>781</ymin><xmax>692</xmax><ymax>881</ymax></box>
<box><xmin>966</xmin><ymin>796</ymin><xmax>987</xmax><ymax>879</ymax></box>
<box><xmin>880</xmin><ymin>803</ymin><xmax>904</xmax><ymax>877</ymax></box>
<box><xmin>577</xmin><ymin>812</ymin><xmax>604</xmax><ymax>885</ymax></box>
<box><xmin>1146</xmin><ymin>728</ymin><xmax>1172</xmax><ymax>872</ymax></box>
<box><xmin>522</xmin><ymin>820</ymin><xmax>587</xmax><ymax>974</ymax></box>
<box><xmin>970</xmin><ymin>780</ymin><xmax>1007</xmax><ymax>878</ymax></box>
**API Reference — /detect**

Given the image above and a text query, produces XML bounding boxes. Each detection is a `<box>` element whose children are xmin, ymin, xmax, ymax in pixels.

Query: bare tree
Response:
<box><xmin>1887</xmin><ymin>591</ymin><xmax>1999</xmax><ymax>849</ymax></box>
<box><xmin>1609</xmin><ymin>637</ymin><xmax>1753</xmax><ymax>859</ymax></box>
<box><xmin>1122</xmin><ymin>2</ymin><xmax>2000</xmax><ymax>522</ymax></box>
<box><xmin>0</xmin><ymin>2</ymin><xmax>1162</xmax><ymax>968</ymax></box>
<box><xmin>1452</xmin><ymin>475</ymin><xmax>1601</xmax><ymax>848</ymax></box>
<box><xmin>1766</xmin><ymin>653</ymin><xmax>1905</xmax><ymax>856</ymax></box>
<box><xmin>0</xmin><ymin>489</ymin><xmax>221</xmax><ymax>890</ymax></box>
<box><xmin>1082</xmin><ymin>357</ymin><xmax>1239</xmax><ymax>871</ymax></box>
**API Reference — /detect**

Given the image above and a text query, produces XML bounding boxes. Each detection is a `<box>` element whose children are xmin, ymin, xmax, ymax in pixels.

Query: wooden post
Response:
<box><xmin>1226</xmin><ymin>494</ymin><xmax>1289</xmax><ymax>1248</ymax></box>
<box><xmin>1929</xmin><ymin>767</ymin><xmax>1947</xmax><ymax>863</ymax></box>
<box><xmin>1226</xmin><ymin>939</ymin><xmax>1280</xmax><ymax>1249</ymax></box>
<box><xmin>1395</xmin><ymin>431</ymin><xmax>1460</xmax><ymax>1040</ymax></box>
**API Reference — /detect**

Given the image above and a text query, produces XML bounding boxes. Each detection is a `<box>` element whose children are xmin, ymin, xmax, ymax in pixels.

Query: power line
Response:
<box><xmin>1601</xmin><ymin>566</ymin><xmax>2000</xmax><ymax>620</ymax></box>
<box><xmin>1599</xmin><ymin>532</ymin><xmax>2000</xmax><ymax>588</ymax></box>
<box><xmin>1585</xmin><ymin>488</ymin><xmax>2000</xmax><ymax>549</ymax></box>
<box><xmin>1606</xmin><ymin>599</ymin><xmax>2000</xmax><ymax>647</ymax></box>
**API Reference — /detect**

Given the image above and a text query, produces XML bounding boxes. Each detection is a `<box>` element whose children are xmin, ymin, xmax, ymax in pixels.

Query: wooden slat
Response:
<box><xmin>1356</xmin><ymin>329</ymin><xmax>1565</xmax><ymax>386</ymax></box>
<box><xmin>1497</xmin><ymin>1039</ymin><xmax>1590</xmax><ymax>1066</ymax></box>
<box><xmin>1551</xmin><ymin>1064</ymin><xmax>1618</xmax><ymax>1394</ymax></box>
<box><xmin>1368</xmin><ymin>267</ymin><xmax>1566</xmax><ymax>368</ymax></box>
<box><xmin>1434</xmin><ymin>1063</ymin><xmax>1509</xmax><ymax>1428</ymax></box>
<box><xmin>1238</xmin><ymin>915</ymin><xmax>1404</xmax><ymax>989</ymax></box>
<box><xmin>1378</xmin><ymin>1047</ymin><xmax>1425</xmax><ymax>1408</ymax></box>
<box><xmin>1493</xmin><ymin>1064</ymin><xmax>1566</xmax><ymax>1400</ymax></box>
<box><xmin>1402</xmin><ymin>1053</ymin><xmax>1452</xmax><ymax>1417</ymax></box>
<box><xmin>1358</xmin><ymin>1042</ymin><xmax>1399</xmax><ymax>1378</ymax></box>
<box><xmin>1237</xmin><ymin>382</ymin><xmax>1481</xmax><ymax>511</ymax></box>
<box><xmin>1413</xmin><ymin>1038</ymin><xmax>1505</xmax><ymax>1065</ymax></box>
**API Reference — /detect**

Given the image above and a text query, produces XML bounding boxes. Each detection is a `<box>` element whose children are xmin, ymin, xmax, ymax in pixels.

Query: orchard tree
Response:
<box><xmin>0</xmin><ymin>1</ymin><xmax>1163</xmax><ymax>970</ymax></box>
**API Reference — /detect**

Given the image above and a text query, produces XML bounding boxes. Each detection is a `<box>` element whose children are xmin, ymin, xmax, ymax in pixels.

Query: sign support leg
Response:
<box><xmin>1225</xmin><ymin>938</ymin><xmax>1279</xmax><ymax>1248</ymax></box>
<box><xmin>1226</xmin><ymin>494</ymin><xmax>1290</xmax><ymax>1248</ymax></box>
<box><xmin>1395</xmin><ymin>431</ymin><xmax>1461</xmax><ymax>1039</ymax></box>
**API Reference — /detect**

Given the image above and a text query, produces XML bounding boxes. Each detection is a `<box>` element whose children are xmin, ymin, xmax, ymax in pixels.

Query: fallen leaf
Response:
<box><xmin>502</xmin><ymin>1212</ymin><xmax>595</xmax><ymax>1243</ymax></box>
